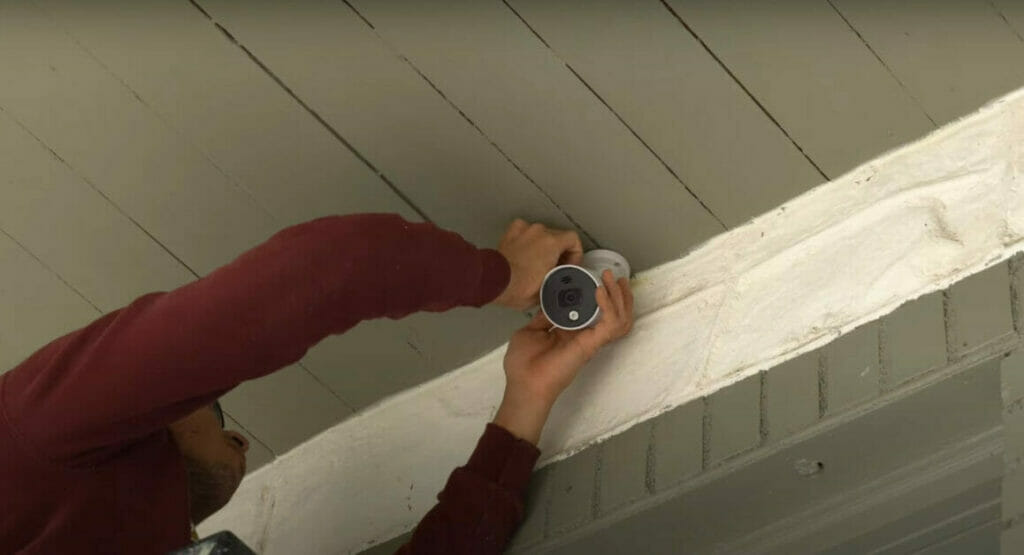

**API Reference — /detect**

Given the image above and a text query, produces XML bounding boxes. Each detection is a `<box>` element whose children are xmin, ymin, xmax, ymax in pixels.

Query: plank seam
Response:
<box><xmin>657</xmin><ymin>0</ymin><xmax>830</xmax><ymax>182</ymax></box>
<box><xmin>223</xmin><ymin>410</ymin><xmax>278</xmax><ymax>457</ymax></box>
<box><xmin>0</xmin><ymin>225</ymin><xmax>102</xmax><ymax>314</ymax></box>
<box><xmin>30</xmin><ymin>1</ymin><xmax>280</xmax><ymax>225</ymax></box>
<box><xmin>500</xmin><ymin>0</ymin><xmax>728</xmax><ymax>230</ymax></box>
<box><xmin>0</xmin><ymin>106</ymin><xmax>201</xmax><ymax>281</ymax></box>
<box><xmin>988</xmin><ymin>0</ymin><xmax>1024</xmax><ymax>44</ymax></box>
<box><xmin>825</xmin><ymin>0</ymin><xmax>939</xmax><ymax>128</ymax></box>
<box><xmin>187</xmin><ymin>0</ymin><xmax>432</xmax><ymax>225</ymax></box>
<box><xmin>341</xmin><ymin>0</ymin><xmax>602</xmax><ymax>247</ymax></box>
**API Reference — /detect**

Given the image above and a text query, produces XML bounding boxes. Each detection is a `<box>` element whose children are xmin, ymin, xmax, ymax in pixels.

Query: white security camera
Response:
<box><xmin>540</xmin><ymin>249</ymin><xmax>631</xmax><ymax>330</ymax></box>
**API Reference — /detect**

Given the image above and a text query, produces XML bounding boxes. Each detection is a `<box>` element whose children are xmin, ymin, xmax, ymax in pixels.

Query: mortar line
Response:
<box><xmin>988</xmin><ymin>0</ymin><xmax>1024</xmax><ymax>44</ymax></box>
<box><xmin>759</xmin><ymin>371</ymin><xmax>769</xmax><ymax>445</ymax></box>
<box><xmin>500</xmin><ymin>0</ymin><xmax>728</xmax><ymax>230</ymax></box>
<box><xmin>644</xmin><ymin>421</ymin><xmax>658</xmax><ymax>495</ymax></box>
<box><xmin>1010</xmin><ymin>255</ymin><xmax>1023</xmax><ymax>336</ymax></box>
<box><xmin>825</xmin><ymin>0</ymin><xmax>938</xmax><ymax>128</ymax></box>
<box><xmin>658</xmin><ymin>0</ymin><xmax>830</xmax><ymax>181</ymax></box>
<box><xmin>592</xmin><ymin>445</ymin><xmax>604</xmax><ymax>519</ymax></box>
<box><xmin>878</xmin><ymin>318</ymin><xmax>891</xmax><ymax>392</ymax></box>
<box><xmin>187</xmin><ymin>0</ymin><xmax>431</xmax><ymax>225</ymax></box>
<box><xmin>701</xmin><ymin>397</ymin><xmax>712</xmax><ymax>471</ymax></box>
<box><xmin>942</xmin><ymin>290</ymin><xmax>958</xmax><ymax>363</ymax></box>
<box><xmin>817</xmin><ymin>351</ymin><xmax>829</xmax><ymax>419</ymax></box>
<box><xmin>340</xmin><ymin>0</ymin><xmax>600</xmax><ymax>248</ymax></box>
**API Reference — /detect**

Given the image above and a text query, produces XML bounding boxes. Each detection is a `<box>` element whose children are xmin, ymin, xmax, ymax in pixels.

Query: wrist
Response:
<box><xmin>492</xmin><ymin>387</ymin><xmax>555</xmax><ymax>445</ymax></box>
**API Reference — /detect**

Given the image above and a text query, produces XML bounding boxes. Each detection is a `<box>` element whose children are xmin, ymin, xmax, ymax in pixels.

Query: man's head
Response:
<box><xmin>168</xmin><ymin>401</ymin><xmax>249</xmax><ymax>523</ymax></box>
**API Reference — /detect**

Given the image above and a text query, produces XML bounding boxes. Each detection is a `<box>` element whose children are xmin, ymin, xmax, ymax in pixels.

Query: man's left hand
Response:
<box><xmin>493</xmin><ymin>219</ymin><xmax>584</xmax><ymax>311</ymax></box>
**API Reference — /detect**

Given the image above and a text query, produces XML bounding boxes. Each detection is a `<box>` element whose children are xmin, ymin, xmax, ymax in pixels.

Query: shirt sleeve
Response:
<box><xmin>398</xmin><ymin>423</ymin><xmax>541</xmax><ymax>555</ymax></box>
<box><xmin>0</xmin><ymin>213</ymin><xmax>510</xmax><ymax>465</ymax></box>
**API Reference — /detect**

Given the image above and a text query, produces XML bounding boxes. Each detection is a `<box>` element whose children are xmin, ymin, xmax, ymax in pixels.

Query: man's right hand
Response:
<box><xmin>493</xmin><ymin>269</ymin><xmax>634</xmax><ymax>444</ymax></box>
<box><xmin>492</xmin><ymin>219</ymin><xmax>584</xmax><ymax>311</ymax></box>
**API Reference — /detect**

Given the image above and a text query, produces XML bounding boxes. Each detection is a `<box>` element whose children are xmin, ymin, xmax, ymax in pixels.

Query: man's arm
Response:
<box><xmin>1</xmin><ymin>214</ymin><xmax>512</xmax><ymax>465</ymax></box>
<box><xmin>399</xmin><ymin>270</ymin><xmax>635</xmax><ymax>554</ymax></box>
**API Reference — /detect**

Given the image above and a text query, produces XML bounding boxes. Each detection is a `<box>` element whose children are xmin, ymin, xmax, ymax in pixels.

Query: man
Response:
<box><xmin>0</xmin><ymin>213</ymin><xmax>634</xmax><ymax>554</ymax></box>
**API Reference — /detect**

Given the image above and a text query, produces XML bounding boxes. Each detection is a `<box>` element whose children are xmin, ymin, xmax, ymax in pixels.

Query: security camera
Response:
<box><xmin>540</xmin><ymin>249</ymin><xmax>631</xmax><ymax>331</ymax></box>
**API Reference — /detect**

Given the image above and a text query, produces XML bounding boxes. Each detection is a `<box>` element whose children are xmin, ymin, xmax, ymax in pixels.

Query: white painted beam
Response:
<box><xmin>201</xmin><ymin>88</ymin><xmax>1024</xmax><ymax>553</ymax></box>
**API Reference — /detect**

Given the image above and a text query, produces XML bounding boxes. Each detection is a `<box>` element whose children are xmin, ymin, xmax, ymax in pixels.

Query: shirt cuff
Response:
<box><xmin>465</xmin><ymin>249</ymin><xmax>511</xmax><ymax>307</ymax></box>
<box><xmin>465</xmin><ymin>423</ymin><xmax>541</xmax><ymax>496</ymax></box>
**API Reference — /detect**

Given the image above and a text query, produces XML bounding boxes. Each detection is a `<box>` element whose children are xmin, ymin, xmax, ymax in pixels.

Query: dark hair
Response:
<box><xmin>211</xmin><ymin>400</ymin><xmax>225</xmax><ymax>429</ymax></box>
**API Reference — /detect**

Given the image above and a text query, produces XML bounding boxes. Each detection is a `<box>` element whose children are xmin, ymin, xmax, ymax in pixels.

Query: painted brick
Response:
<box><xmin>1008</xmin><ymin>407</ymin><xmax>1024</xmax><ymax>472</ymax></box>
<box><xmin>825</xmin><ymin>321</ymin><xmax>880</xmax><ymax>414</ymax></box>
<box><xmin>1004</xmin><ymin>350</ymin><xmax>1024</xmax><ymax>407</ymax></box>
<box><xmin>1004</xmin><ymin>468</ymin><xmax>1024</xmax><ymax>521</ymax></box>
<box><xmin>707</xmin><ymin>374</ymin><xmax>761</xmax><ymax>465</ymax></box>
<box><xmin>947</xmin><ymin>263</ymin><xmax>1014</xmax><ymax>356</ymax></box>
<box><xmin>511</xmin><ymin>465</ymin><xmax>553</xmax><ymax>548</ymax></box>
<box><xmin>597</xmin><ymin>422</ymin><xmax>652</xmax><ymax>514</ymax></box>
<box><xmin>883</xmin><ymin>291</ymin><xmax>947</xmax><ymax>386</ymax></box>
<box><xmin>1003</xmin><ymin>520</ymin><xmax>1024</xmax><ymax>555</ymax></box>
<box><xmin>764</xmin><ymin>351</ymin><xmax>819</xmax><ymax>444</ymax></box>
<box><xmin>652</xmin><ymin>400</ymin><xmax>703</xmax><ymax>491</ymax></box>
<box><xmin>1012</xmin><ymin>254</ymin><xmax>1024</xmax><ymax>334</ymax></box>
<box><xmin>547</xmin><ymin>446</ymin><xmax>599</xmax><ymax>536</ymax></box>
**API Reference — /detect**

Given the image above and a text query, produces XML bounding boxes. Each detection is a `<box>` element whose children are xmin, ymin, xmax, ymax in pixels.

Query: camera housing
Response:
<box><xmin>540</xmin><ymin>249</ymin><xmax>631</xmax><ymax>330</ymax></box>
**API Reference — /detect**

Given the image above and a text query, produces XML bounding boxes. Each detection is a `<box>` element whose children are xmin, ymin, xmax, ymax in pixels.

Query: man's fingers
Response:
<box><xmin>525</xmin><ymin>309</ymin><xmax>551</xmax><ymax>331</ymax></box>
<box><xmin>553</xmin><ymin>230</ymin><xmax>584</xmax><ymax>266</ymax></box>
<box><xmin>604</xmin><ymin>270</ymin><xmax>626</xmax><ymax>319</ymax></box>
<box><xmin>505</xmin><ymin>218</ymin><xmax>529</xmax><ymax>238</ymax></box>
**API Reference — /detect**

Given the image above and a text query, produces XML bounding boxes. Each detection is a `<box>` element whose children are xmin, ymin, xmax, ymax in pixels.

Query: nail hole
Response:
<box><xmin>794</xmin><ymin>458</ymin><xmax>824</xmax><ymax>477</ymax></box>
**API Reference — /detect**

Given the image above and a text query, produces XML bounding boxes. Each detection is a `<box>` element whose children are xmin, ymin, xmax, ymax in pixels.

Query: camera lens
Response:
<box><xmin>558</xmin><ymin>288</ymin><xmax>582</xmax><ymax>308</ymax></box>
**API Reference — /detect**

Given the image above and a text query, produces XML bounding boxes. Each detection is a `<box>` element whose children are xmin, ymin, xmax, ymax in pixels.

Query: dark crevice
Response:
<box><xmin>502</xmin><ymin>0</ymin><xmax>727</xmax><ymax>230</ymax></box>
<box><xmin>344</xmin><ymin>0</ymin><xmax>600</xmax><ymax>247</ymax></box>
<box><xmin>187</xmin><ymin>0</ymin><xmax>432</xmax><ymax>225</ymax></box>
<box><xmin>988</xmin><ymin>0</ymin><xmax>1024</xmax><ymax>44</ymax></box>
<box><xmin>817</xmin><ymin>351</ymin><xmax>829</xmax><ymax>419</ymax></box>
<box><xmin>826</xmin><ymin>0</ymin><xmax>939</xmax><ymax>128</ymax></box>
<box><xmin>563</xmin><ymin>64</ymin><xmax>728</xmax><ymax>230</ymax></box>
<box><xmin>659</xmin><ymin>0</ymin><xmax>830</xmax><ymax>181</ymax></box>
<box><xmin>0</xmin><ymin>105</ymin><xmax>201</xmax><ymax>281</ymax></box>
<box><xmin>298</xmin><ymin>362</ymin><xmax>357</xmax><ymax>413</ymax></box>
<box><xmin>222</xmin><ymin>409</ymin><xmax>278</xmax><ymax>456</ymax></box>
<box><xmin>758</xmin><ymin>371</ymin><xmax>769</xmax><ymax>445</ymax></box>
<box><xmin>0</xmin><ymin>225</ymin><xmax>102</xmax><ymax>314</ymax></box>
<box><xmin>700</xmin><ymin>397</ymin><xmax>712</xmax><ymax>470</ymax></box>
<box><xmin>33</xmin><ymin>2</ymin><xmax>277</xmax><ymax>223</ymax></box>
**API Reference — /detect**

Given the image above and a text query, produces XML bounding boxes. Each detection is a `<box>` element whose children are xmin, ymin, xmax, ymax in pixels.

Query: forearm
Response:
<box><xmin>492</xmin><ymin>387</ymin><xmax>555</xmax><ymax>446</ymax></box>
<box><xmin>3</xmin><ymin>214</ymin><xmax>511</xmax><ymax>462</ymax></box>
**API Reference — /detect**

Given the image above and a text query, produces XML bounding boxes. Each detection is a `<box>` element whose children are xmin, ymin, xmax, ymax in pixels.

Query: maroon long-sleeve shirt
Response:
<box><xmin>0</xmin><ymin>213</ymin><xmax>541</xmax><ymax>554</ymax></box>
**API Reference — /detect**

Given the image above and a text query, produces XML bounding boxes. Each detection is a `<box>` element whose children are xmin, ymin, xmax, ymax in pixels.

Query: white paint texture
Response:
<box><xmin>201</xmin><ymin>88</ymin><xmax>1024</xmax><ymax>553</ymax></box>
